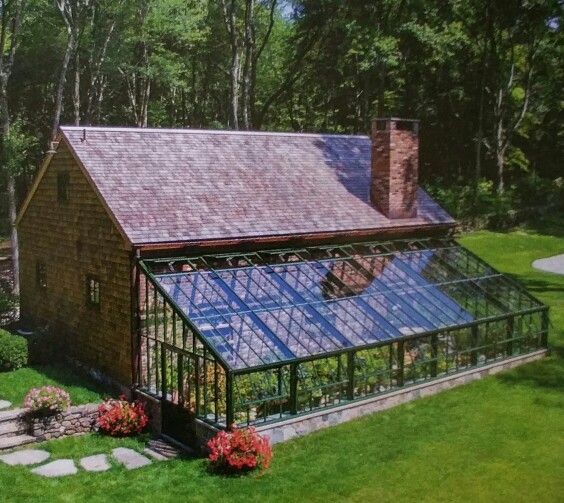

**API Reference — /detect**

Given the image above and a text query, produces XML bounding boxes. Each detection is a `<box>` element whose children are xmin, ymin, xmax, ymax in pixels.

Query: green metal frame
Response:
<box><xmin>135</xmin><ymin>237</ymin><xmax>549</xmax><ymax>430</ymax></box>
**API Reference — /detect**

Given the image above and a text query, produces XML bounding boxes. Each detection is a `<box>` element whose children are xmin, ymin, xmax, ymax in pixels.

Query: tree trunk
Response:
<box><xmin>475</xmin><ymin>102</ymin><xmax>484</xmax><ymax>183</ymax></box>
<box><xmin>497</xmin><ymin>148</ymin><xmax>505</xmax><ymax>193</ymax></box>
<box><xmin>7</xmin><ymin>171</ymin><xmax>19</xmax><ymax>295</ymax></box>
<box><xmin>229</xmin><ymin>49</ymin><xmax>241</xmax><ymax>129</ymax></box>
<box><xmin>221</xmin><ymin>0</ymin><xmax>242</xmax><ymax>129</ymax></box>
<box><xmin>0</xmin><ymin>0</ymin><xmax>27</xmax><ymax>295</ymax></box>
<box><xmin>73</xmin><ymin>50</ymin><xmax>81</xmax><ymax>126</ymax></box>
<box><xmin>0</xmin><ymin>90</ymin><xmax>19</xmax><ymax>294</ymax></box>
<box><xmin>51</xmin><ymin>29</ymin><xmax>76</xmax><ymax>143</ymax></box>
<box><xmin>241</xmin><ymin>0</ymin><xmax>254</xmax><ymax>130</ymax></box>
<box><xmin>495</xmin><ymin>115</ymin><xmax>506</xmax><ymax>193</ymax></box>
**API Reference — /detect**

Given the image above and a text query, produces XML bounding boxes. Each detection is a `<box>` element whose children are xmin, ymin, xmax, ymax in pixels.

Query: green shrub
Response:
<box><xmin>0</xmin><ymin>289</ymin><xmax>18</xmax><ymax>322</ymax></box>
<box><xmin>0</xmin><ymin>329</ymin><xmax>28</xmax><ymax>371</ymax></box>
<box><xmin>424</xmin><ymin>175</ymin><xmax>564</xmax><ymax>230</ymax></box>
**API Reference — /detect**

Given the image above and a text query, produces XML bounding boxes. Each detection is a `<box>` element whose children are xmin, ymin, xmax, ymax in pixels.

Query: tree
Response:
<box><xmin>82</xmin><ymin>0</ymin><xmax>122</xmax><ymax>124</ymax></box>
<box><xmin>0</xmin><ymin>0</ymin><xmax>28</xmax><ymax>294</ymax></box>
<box><xmin>118</xmin><ymin>0</ymin><xmax>206</xmax><ymax>128</ymax></box>
<box><xmin>51</xmin><ymin>0</ymin><xmax>93</xmax><ymax>142</ymax></box>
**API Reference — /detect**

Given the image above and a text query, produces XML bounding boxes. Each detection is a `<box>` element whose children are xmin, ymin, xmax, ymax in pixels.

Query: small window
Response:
<box><xmin>57</xmin><ymin>172</ymin><xmax>69</xmax><ymax>203</ymax></box>
<box><xmin>36</xmin><ymin>262</ymin><xmax>47</xmax><ymax>289</ymax></box>
<box><xmin>86</xmin><ymin>276</ymin><xmax>100</xmax><ymax>307</ymax></box>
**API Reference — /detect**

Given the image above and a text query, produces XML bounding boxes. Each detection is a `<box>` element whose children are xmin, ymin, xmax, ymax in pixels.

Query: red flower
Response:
<box><xmin>97</xmin><ymin>397</ymin><xmax>148</xmax><ymax>437</ymax></box>
<box><xmin>207</xmin><ymin>426</ymin><xmax>272</xmax><ymax>473</ymax></box>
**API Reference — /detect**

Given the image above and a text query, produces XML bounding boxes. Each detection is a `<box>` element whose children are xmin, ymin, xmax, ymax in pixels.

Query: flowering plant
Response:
<box><xmin>97</xmin><ymin>395</ymin><xmax>148</xmax><ymax>436</ymax></box>
<box><xmin>207</xmin><ymin>426</ymin><xmax>272</xmax><ymax>473</ymax></box>
<box><xmin>24</xmin><ymin>386</ymin><xmax>71</xmax><ymax>415</ymax></box>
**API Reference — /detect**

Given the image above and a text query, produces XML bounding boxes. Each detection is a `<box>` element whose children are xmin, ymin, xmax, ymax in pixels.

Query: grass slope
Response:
<box><xmin>0</xmin><ymin>365</ymin><xmax>106</xmax><ymax>407</ymax></box>
<box><xmin>2</xmin><ymin>217</ymin><xmax>563</xmax><ymax>503</ymax></box>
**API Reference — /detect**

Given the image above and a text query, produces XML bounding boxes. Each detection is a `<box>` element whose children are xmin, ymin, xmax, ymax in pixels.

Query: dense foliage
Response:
<box><xmin>0</xmin><ymin>0</ymin><xmax>562</xmax><ymax>238</ymax></box>
<box><xmin>208</xmin><ymin>426</ymin><xmax>273</xmax><ymax>473</ymax></box>
<box><xmin>0</xmin><ymin>329</ymin><xmax>28</xmax><ymax>371</ymax></box>
<box><xmin>97</xmin><ymin>395</ymin><xmax>149</xmax><ymax>436</ymax></box>
<box><xmin>24</xmin><ymin>385</ymin><xmax>71</xmax><ymax>414</ymax></box>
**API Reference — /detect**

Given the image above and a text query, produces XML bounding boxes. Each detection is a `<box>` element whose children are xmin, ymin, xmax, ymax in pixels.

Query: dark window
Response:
<box><xmin>36</xmin><ymin>262</ymin><xmax>47</xmax><ymax>289</ymax></box>
<box><xmin>86</xmin><ymin>276</ymin><xmax>100</xmax><ymax>307</ymax></box>
<box><xmin>57</xmin><ymin>172</ymin><xmax>69</xmax><ymax>203</ymax></box>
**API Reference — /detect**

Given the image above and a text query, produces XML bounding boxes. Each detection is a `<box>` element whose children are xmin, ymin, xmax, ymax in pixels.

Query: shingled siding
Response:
<box><xmin>18</xmin><ymin>143</ymin><xmax>133</xmax><ymax>384</ymax></box>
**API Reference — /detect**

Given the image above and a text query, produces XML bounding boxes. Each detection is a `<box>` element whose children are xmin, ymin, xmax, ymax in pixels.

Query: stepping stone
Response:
<box><xmin>112</xmin><ymin>448</ymin><xmax>151</xmax><ymax>470</ymax></box>
<box><xmin>0</xmin><ymin>400</ymin><xmax>11</xmax><ymax>410</ymax></box>
<box><xmin>0</xmin><ymin>449</ymin><xmax>50</xmax><ymax>466</ymax></box>
<box><xmin>80</xmin><ymin>454</ymin><xmax>111</xmax><ymax>472</ymax></box>
<box><xmin>147</xmin><ymin>437</ymin><xmax>187</xmax><ymax>458</ymax></box>
<box><xmin>31</xmin><ymin>459</ymin><xmax>77</xmax><ymax>478</ymax></box>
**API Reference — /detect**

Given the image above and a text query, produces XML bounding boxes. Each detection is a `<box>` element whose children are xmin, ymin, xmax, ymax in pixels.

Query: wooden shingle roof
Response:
<box><xmin>58</xmin><ymin>126</ymin><xmax>454</xmax><ymax>245</ymax></box>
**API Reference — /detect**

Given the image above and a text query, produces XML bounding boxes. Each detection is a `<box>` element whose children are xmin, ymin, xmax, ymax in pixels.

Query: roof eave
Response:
<box><xmin>135</xmin><ymin>221</ymin><xmax>456</xmax><ymax>256</ymax></box>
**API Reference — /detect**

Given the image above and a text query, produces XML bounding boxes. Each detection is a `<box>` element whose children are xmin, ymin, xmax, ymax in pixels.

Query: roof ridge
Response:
<box><xmin>60</xmin><ymin>125</ymin><xmax>369</xmax><ymax>140</ymax></box>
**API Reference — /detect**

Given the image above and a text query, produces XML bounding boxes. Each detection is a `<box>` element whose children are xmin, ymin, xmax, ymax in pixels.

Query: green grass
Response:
<box><xmin>2</xmin><ymin>216</ymin><xmax>563</xmax><ymax>502</ymax></box>
<box><xmin>0</xmin><ymin>365</ymin><xmax>106</xmax><ymax>408</ymax></box>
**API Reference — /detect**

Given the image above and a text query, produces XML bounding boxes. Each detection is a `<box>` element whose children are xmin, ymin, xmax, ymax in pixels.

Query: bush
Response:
<box><xmin>0</xmin><ymin>290</ymin><xmax>18</xmax><ymax>322</ymax></box>
<box><xmin>97</xmin><ymin>396</ymin><xmax>148</xmax><ymax>436</ymax></box>
<box><xmin>24</xmin><ymin>386</ymin><xmax>71</xmax><ymax>415</ymax></box>
<box><xmin>425</xmin><ymin>175</ymin><xmax>564</xmax><ymax>230</ymax></box>
<box><xmin>0</xmin><ymin>329</ymin><xmax>28</xmax><ymax>371</ymax></box>
<box><xmin>208</xmin><ymin>426</ymin><xmax>272</xmax><ymax>474</ymax></box>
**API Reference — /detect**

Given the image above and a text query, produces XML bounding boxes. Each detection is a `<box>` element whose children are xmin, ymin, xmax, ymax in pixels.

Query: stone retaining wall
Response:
<box><xmin>28</xmin><ymin>404</ymin><xmax>99</xmax><ymax>441</ymax></box>
<box><xmin>4</xmin><ymin>404</ymin><xmax>99</xmax><ymax>441</ymax></box>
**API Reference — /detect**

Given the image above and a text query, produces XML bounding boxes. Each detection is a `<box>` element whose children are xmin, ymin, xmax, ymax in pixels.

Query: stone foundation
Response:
<box><xmin>140</xmin><ymin>349</ymin><xmax>547</xmax><ymax>450</ymax></box>
<box><xmin>255</xmin><ymin>349</ymin><xmax>547</xmax><ymax>444</ymax></box>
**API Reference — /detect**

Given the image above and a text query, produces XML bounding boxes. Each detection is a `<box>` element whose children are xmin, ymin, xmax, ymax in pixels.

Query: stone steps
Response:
<box><xmin>146</xmin><ymin>437</ymin><xmax>184</xmax><ymax>459</ymax></box>
<box><xmin>0</xmin><ymin>408</ymin><xmax>25</xmax><ymax>423</ymax></box>
<box><xmin>0</xmin><ymin>420</ymin><xmax>27</xmax><ymax>438</ymax></box>
<box><xmin>0</xmin><ymin>434</ymin><xmax>37</xmax><ymax>451</ymax></box>
<box><xmin>0</xmin><ymin>409</ymin><xmax>33</xmax><ymax>450</ymax></box>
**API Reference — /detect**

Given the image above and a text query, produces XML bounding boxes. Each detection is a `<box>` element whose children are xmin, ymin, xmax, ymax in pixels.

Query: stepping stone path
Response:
<box><xmin>31</xmin><ymin>459</ymin><xmax>78</xmax><ymax>478</ymax></box>
<box><xmin>0</xmin><ymin>438</ymin><xmax>178</xmax><ymax>478</ymax></box>
<box><xmin>0</xmin><ymin>400</ymin><xmax>11</xmax><ymax>410</ymax></box>
<box><xmin>80</xmin><ymin>454</ymin><xmax>111</xmax><ymax>472</ymax></box>
<box><xmin>0</xmin><ymin>449</ymin><xmax>50</xmax><ymax>466</ymax></box>
<box><xmin>112</xmin><ymin>448</ymin><xmax>152</xmax><ymax>470</ymax></box>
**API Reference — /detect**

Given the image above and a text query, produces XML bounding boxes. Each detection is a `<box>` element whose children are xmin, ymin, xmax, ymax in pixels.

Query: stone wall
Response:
<box><xmin>28</xmin><ymin>404</ymin><xmax>99</xmax><ymax>441</ymax></box>
<box><xmin>2</xmin><ymin>403</ymin><xmax>99</xmax><ymax>442</ymax></box>
<box><xmin>18</xmin><ymin>141</ymin><xmax>134</xmax><ymax>385</ymax></box>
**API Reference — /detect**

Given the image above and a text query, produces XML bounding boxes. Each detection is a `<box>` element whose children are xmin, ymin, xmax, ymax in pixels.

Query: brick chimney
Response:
<box><xmin>370</xmin><ymin>118</ymin><xmax>419</xmax><ymax>219</ymax></box>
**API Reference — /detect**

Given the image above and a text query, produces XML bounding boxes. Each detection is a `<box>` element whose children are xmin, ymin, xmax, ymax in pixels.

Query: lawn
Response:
<box><xmin>0</xmin><ymin>365</ymin><xmax>106</xmax><ymax>408</ymax></box>
<box><xmin>2</xmin><ymin>217</ymin><xmax>563</xmax><ymax>503</ymax></box>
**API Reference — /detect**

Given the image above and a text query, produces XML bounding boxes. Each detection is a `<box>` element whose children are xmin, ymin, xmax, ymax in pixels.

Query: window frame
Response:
<box><xmin>36</xmin><ymin>261</ymin><xmax>47</xmax><ymax>290</ymax></box>
<box><xmin>57</xmin><ymin>171</ymin><xmax>70</xmax><ymax>203</ymax></box>
<box><xmin>85</xmin><ymin>275</ymin><xmax>101</xmax><ymax>309</ymax></box>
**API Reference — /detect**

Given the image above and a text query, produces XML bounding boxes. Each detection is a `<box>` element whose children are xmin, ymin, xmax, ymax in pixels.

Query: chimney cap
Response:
<box><xmin>373</xmin><ymin>117</ymin><xmax>419</xmax><ymax>122</ymax></box>
<box><xmin>372</xmin><ymin>117</ymin><xmax>419</xmax><ymax>133</ymax></box>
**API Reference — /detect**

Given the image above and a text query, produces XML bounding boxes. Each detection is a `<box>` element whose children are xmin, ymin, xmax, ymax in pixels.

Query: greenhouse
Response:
<box><xmin>136</xmin><ymin>237</ymin><xmax>548</xmax><ymax>430</ymax></box>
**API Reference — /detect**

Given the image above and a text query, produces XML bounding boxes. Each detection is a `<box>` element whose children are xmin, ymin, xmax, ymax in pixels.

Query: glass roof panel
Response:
<box><xmin>151</xmin><ymin>242</ymin><xmax>541</xmax><ymax>370</ymax></box>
